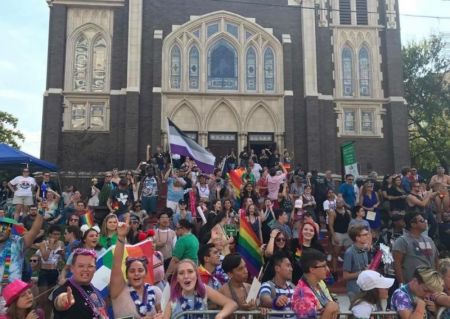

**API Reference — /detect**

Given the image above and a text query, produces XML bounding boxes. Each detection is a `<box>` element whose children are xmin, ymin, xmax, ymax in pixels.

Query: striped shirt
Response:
<box><xmin>258</xmin><ymin>280</ymin><xmax>295</xmax><ymax>318</ymax></box>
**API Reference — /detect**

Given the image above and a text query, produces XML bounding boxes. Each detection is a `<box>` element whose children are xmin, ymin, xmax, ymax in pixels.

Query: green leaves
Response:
<box><xmin>403</xmin><ymin>35</ymin><xmax>450</xmax><ymax>171</ymax></box>
<box><xmin>0</xmin><ymin>111</ymin><xmax>25</xmax><ymax>149</ymax></box>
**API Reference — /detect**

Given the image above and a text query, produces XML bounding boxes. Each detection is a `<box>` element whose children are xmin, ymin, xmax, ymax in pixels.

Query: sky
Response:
<box><xmin>1</xmin><ymin>0</ymin><xmax>450</xmax><ymax>158</ymax></box>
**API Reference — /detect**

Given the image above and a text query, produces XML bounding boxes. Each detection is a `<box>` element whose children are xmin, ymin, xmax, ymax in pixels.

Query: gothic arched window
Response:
<box><xmin>170</xmin><ymin>45</ymin><xmax>181</xmax><ymax>89</ymax></box>
<box><xmin>73</xmin><ymin>35</ymin><xmax>89</xmax><ymax>92</ymax></box>
<box><xmin>208</xmin><ymin>39</ymin><xmax>238</xmax><ymax>90</ymax></box>
<box><xmin>189</xmin><ymin>46</ymin><xmax>200</xmax><ymax>89</ymax></box>
<box><xmin>359</xmin><ymin>46</ymin><xmax>370</xmax><ymax>96</ymax></box>
<box><xmin>342</xmin><ymin>46</ymin><xmax>354</xmax><ymax>96</ymax></box>
<box><xmin>71</xmin><ymin>30</ymin><xmax>109</xmax><ymax>93</ymax></box>
<box><xmin>264</xmin><ymin>47</ymin><xmax>275</xmax><ymax>91</ymax></box>
<box><xmin>246</xmin><ymin>47</ymin><xmax>257</xmax><ymax>91</ymax></box>
<box><xmin>91</xmin><ymin>37</ymin><xmax>107</xmax><ymax>92</ymax></box>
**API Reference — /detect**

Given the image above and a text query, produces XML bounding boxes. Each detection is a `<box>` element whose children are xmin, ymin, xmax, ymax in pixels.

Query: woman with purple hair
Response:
<box><xmin>162</xmin><ymin>259</ymin><xmax>237</xmax><ymax>319</ymax></box>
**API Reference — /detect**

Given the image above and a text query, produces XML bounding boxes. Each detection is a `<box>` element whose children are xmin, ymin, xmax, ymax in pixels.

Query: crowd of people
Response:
<box><xmin>1</xmin><ymin>144</ymin><xmax>450</xmax><ymax>319</ymax></box>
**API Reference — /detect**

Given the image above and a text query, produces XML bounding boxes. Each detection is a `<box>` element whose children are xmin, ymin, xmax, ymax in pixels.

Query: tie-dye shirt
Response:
<box><xmin>292</xmin><ymin>279</ymin><xmax>333</xmax><ymax>318</ymax></box>
<box><xmin>0</xmin><ymin>234</ymin><xmax>24</xmax><ymax>294</ymax></box>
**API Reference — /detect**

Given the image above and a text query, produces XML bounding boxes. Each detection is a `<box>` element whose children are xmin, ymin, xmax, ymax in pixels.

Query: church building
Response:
<box><xmin>40</xmin><ymin>0</ymin><xmax>409</xmax><ymax>174</ymax></box>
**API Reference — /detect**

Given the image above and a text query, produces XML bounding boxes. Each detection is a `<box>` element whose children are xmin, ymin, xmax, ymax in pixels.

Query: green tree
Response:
<box><xmin>403</xmin><ymin>35</ymin><xmax>450</xmax><ymax>172</ymax></box>
<box><xmin>0</xmin><ymin>111</ymin><xmax>25</xmax><ymax>149</ymax></box>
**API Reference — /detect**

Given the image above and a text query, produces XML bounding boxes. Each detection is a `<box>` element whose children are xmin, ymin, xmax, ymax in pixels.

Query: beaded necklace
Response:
<box><xmin>68</xmin><ymin>278</ymin><xmax>106</xmax><ymax>318</ymax></box>
<box><xmin>129</xmin><ymin>283</ymin><xmax>156</xmax><ymax>316</ymax></box>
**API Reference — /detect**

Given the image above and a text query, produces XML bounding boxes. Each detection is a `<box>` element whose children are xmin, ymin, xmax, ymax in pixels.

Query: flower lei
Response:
<box><xmin>0</xmin><ymin>238</ymin><xmax>12</xmax><ymax>287</ymax></box>
<box><xmin>179</xmin><ymin>294</ymin><xmax>204</xmax><ymax>319</ymax></box>
<box><xmin>129</xmin><ymin>283</ymin><xmax>156</xmax><ymax>316</ymax></box>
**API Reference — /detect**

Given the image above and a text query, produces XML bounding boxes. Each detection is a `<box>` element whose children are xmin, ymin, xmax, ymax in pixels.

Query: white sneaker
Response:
<box><xmin>338</xmin><ymin>256</ymin><xmax>344</xmax><ymax>262</ymax></box>
<box><xmin>327</xmin><ymin>254</ymin><xmax>332</xmax><ymax>262</ymax></box>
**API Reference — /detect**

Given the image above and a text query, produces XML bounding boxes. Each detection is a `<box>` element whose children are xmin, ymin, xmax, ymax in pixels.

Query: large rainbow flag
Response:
<box><xmin>236</xmin><ymin>212</ymin><xmax>263</xmax><ymax>278</ymax></box>
<box><xmin>91</xmin><ymin>239</ymin><xmax>154</xmax><ymax>297</ymax></box>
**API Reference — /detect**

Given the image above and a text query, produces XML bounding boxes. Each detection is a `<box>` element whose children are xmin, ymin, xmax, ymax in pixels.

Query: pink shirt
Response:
<box><xmin>267</xmin><ymin>173</ymin><xmax>286</xmax><ymax>200</ymax></box>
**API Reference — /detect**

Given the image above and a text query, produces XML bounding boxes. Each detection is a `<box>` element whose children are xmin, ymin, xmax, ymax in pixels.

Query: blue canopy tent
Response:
<box><xmin>0</xmin><ymin>143</ymin><xmax>58</xmax><ymax>171</ymax></box>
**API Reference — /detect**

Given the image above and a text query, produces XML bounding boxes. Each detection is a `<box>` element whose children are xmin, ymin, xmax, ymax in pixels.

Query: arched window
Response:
<box><xmin>208</xmin><ymin>39</ymin><xmax>238</xmax><ymax>90</ymax></box>
<box><xmin>189</xmin><ymin>46</ymin><xmax>199</xmax><ymax>89</ymax></box>
<box><xmin>92</xmin><ymin>37</ymin><xmax>107</xmax><ymax>92</ymax></box>
<box><xmin>342</xmin><ymin>47</ymin><xmax>354</xmax><ymax>96</ymax></box>
<box><xmin>71</xmin><ymin>30</ymin><xmax>109</xmax><ymax>93</ymax></box>
<box><xmin>359</xmin><ymin>46</ymin><xmax>370</xmax><ymax>96</ymax></box>
<box><xmin>246</xmin><ymin>47</ymin><xmax>257</xmax><ymax>90</ymax></box>
<box><xmin>264</xmin><ymin>48</ymin><xmax>275</xmax><ymax>91</ymax></box>
<box><xmin>73</xmin><ymin>35</ymin><xmax>89</xmax><ymax>92</ymax></box>
<box><xmin>170</xmin><ymin>46</ymin><xmax>181</xmax><ymax>89</ymax></box>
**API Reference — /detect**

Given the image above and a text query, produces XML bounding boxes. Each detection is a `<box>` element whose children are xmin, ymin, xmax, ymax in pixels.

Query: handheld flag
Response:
<box><xmin>237</xmin><ymin>212</ymin><xmax>263</xmax><ymax>278</ymax></box>
<box><xmin>167</xmin><ymin>118</ymin><xmax>216</xmax><ymax>173</ymax></box>
<box><xmin>91</xmin><ymin>239</ymin><xmax>154</xmax><ymax>297</ymax></box>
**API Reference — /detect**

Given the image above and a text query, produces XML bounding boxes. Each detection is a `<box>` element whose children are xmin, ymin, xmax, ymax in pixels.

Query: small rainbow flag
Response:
<box><xmin>91</xmin><ymin>239</ymin><xmax>154</xmax><ymax>298</ymax></box>
<box><xmin>237</xmin><ymin>211</ymin><xmax>263</xmax><ymax>278</ymax></box>
<box><xmin>12</xmin><ymin>224</ymin><xmax>26</xmax><ymax>236</ymax></box>
<box><xmin>80</xmin><ymin>209</ymin><xmax>95</xmax><ymax>227</ymax></box>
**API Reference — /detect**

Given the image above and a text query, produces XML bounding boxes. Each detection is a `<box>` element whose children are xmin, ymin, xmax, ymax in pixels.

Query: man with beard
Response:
<box><xmin>0</xmin><ymin>213</ymin><xmax>43</xmax><ymax>312</ymax></box>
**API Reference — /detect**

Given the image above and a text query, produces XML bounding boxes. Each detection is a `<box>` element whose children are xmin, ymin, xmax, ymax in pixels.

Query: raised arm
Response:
<box><xmin>24</xmin><ymin>214</ymin><xmax>43</xmax><ymax>249</ymax></box>
<box><xmin>146</xmin><ymin>144</ymin><xmax>151</xmax><ymax>162</ymax></box>
<box><xmin>110</xmin><ymin>217</ymin><xmax>129</xmax><ymax>299</ymax></box>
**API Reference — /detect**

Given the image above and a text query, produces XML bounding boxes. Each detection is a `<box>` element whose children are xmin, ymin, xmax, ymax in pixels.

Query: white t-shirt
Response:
<box><xmin>9</xmin><ymin>176</ymin><xmax>36</xmax><ymax>197</ymax></box>
<box><xmin>351</xmin><ymin>301</ymin><xmax>376</xmax><ymax>319</ymax></box>
<box><xmin>251</xmin><ymin>163</ymin><xmax>263</xmax><ymax>181</ymax></box>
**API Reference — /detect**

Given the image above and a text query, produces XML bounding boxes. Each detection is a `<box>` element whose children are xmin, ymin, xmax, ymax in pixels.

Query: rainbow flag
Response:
<box><xmin>229</xmin><ymin>167</ymin><xmax>245</xmax><ymax>198</ymax></box>
<box><xmin>12</xmin><ymin>224</ymin><xmax>26</xmax><ymax>236</ymax></box>
<box><xmin>80</xmin><ymin>209</ymin><xmax>95</xmax><ymax>227</ymax></box>
<box><xmin>91</xmin><ymin>239</ymin><xmax>154</xmax><ymax>297</ymax></box>
<box><xmin>236</xmin><ymin>212</ymin><xmax>263</xmax><ymax>278</ymax></box>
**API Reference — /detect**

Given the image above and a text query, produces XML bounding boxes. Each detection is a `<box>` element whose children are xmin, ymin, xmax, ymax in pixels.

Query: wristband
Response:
<box><xmin>117</xmin><ymin>238</ymin><xmax>126</xmax><ymax>244</ymax></box>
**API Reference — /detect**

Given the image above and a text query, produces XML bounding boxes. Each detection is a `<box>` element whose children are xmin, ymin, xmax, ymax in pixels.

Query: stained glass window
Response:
<box><xmin>90</xmin><ymin>103</ymin><xmax>105</xmax><ymax>129</ymax></box>
<box><xmin>91</xmin><ymin>37</ymin><xmax>107</xmax><ymax>92</ymax></box>
<box><xmin>73</xmin><ymin>35</ymin><xmax>88</xmax><ymax>92</ymax></box>
<box><xmin>208</xmin><ymin>39</ymin><xmax>238</xmax><ymax>90</ymax></box>
<box><xmin>344</xmin><ymin>110</ymin><xmax>356</xmax><ymax>133</ymax></box>
<box><xmin>359</xmin><ymin>47</ymin><xmax>370</xmax><ymax>96</ymax></box>
<box><xmin>361</xmin><ymin>111</ymin><xmax>373</xmax><ymax>132</ymax></box>
<box><xmin>71</xmin><ymin>103</ymin><xmax>87</xmax><ymax>129</ymax></box>
<box><xmin>246</xmin><ymin>47</ymin><xmax>257</xmax><ymax>90</ymax></box>
<box><xmin>207</xmin><ymin>23</ymin><xmax>219</xmax><ymax>38</ymax></box>
<box><xmin>342</xmin><ymin>47</ymin><xmax>353</xmax><ymax>96</ymax></box>
<box><xmin>264</xmin><ymin>48</ymin><xmax>275</xmax><ymax>91</ymax></box>
<box><xmin>226</xmin><ymin>23</ymin><xmax>239</xmax><ymax>38</ymax></box>
<box><xmin>189</xmin><ymin>46</ymin><xmax>200</xmax><ymax>89</ymax></box>
<box><xmin>170</xmin><ymin>45</ymin><xmax>181</xmax><ymax>89</ymax></box>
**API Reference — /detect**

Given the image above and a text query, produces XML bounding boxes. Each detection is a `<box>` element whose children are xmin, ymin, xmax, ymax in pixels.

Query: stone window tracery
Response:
<box><xmin>70</xmin><ymin>28</ymin><xmax>109</xmax><ymax>93</ymax></box>
<box><xmin>63</xmin><ymin>98</ymin><xmax>110</xmax><ymax>132</ymax></box>
<box><xmin>163</xmin><ymin>12</ymin><xmax>283</xmax><ymax>94</ymax></box>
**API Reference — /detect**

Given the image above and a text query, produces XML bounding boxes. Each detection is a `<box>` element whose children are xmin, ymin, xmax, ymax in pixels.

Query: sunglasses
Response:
<box><xmin>30</xmin><ymin>259</ymin><xmax>39</xmax><ymax>263</ymax></box>
<box><xmin>70</xmin><ymin>218</ymin><xmax>79</xmax><ymax>222</ymax></box>
<box><xmin>276</xmin><ymin>238</ymin><xmax>286</xmax><ymax>242</ymax></box>
<box><xmin>105</xmin><ymin>175</ymin><xmax>112</xmax><ymax>177</ymax></box>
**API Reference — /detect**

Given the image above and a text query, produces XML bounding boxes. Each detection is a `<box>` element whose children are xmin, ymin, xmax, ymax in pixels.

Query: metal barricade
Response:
<box><xmin>173</xmin><ymin>310</ymin><xmax>399</xmax><ymax>319</ymax></box>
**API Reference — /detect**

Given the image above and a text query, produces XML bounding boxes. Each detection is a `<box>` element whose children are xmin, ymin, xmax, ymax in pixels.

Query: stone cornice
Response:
<box><xmin>46</xmin><ymin>0</ymin><xmax>124</xmax><ymax>7</ymax></box>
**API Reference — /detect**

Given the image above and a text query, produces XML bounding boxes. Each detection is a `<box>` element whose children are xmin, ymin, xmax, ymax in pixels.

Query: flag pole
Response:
<box><xmin>166</xmin><ymin>117</ymin><xmax>174</xmax><ymax>169</ymax></box>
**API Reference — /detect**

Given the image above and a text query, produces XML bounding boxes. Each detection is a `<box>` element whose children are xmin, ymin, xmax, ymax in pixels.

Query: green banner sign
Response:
<box><xmin>341</xmin><ymin>142</ymin><xmax>359</xmax><ymax>177</ymax></box>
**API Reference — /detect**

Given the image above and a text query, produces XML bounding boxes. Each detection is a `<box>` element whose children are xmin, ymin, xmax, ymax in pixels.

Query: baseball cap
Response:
<box><xmin>357</xmin><ymin>270</ymin><xmax>394</xmax><ymax>291</ymax></box>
